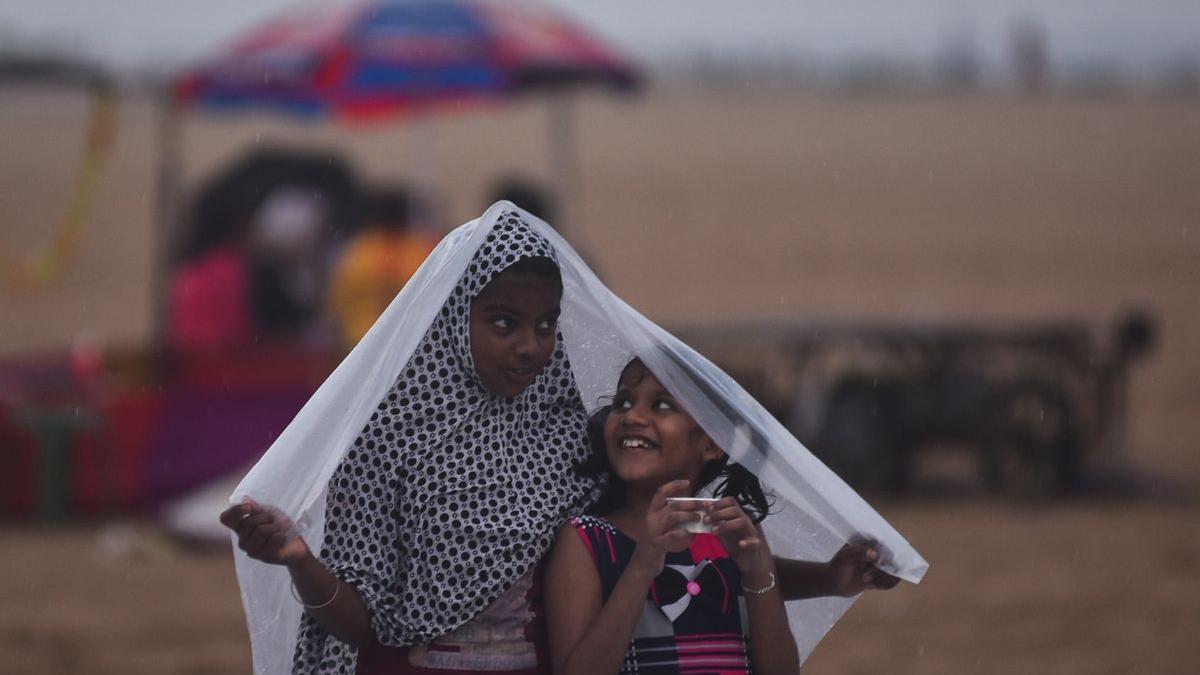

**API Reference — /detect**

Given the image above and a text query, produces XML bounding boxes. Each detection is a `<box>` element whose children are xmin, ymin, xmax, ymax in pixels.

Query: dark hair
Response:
<box><xmin>576</xmin><ymin>359</ymin><xmax>772</xmax><ymax>523</ymax></box>
<box><xmin>495</xmin><ymin>255</ymin><xmax>563</xmax><ymax>289</ymax></box>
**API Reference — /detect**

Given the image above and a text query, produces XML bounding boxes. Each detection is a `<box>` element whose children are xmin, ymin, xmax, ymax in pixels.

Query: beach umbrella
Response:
<box><xmin>173</xmin><ymin>0</ymin><xmax>638</xmax><ymax>120</ymax></box>
<box><xmin>158</xmin><ymin>0</ymin><xmax>639</xmax><ymax>337</ymax></box>
<box><xmin>169</xmin><ymin>0</ymin><xmax>639</xmax><ymax>219</ymax></box>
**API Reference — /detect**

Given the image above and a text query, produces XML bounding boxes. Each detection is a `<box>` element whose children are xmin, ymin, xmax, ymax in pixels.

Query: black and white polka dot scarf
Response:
<box><xmin>292</xmin><ymin>212</ymin><xmax>597</xmax><ymax>674</ymax></box>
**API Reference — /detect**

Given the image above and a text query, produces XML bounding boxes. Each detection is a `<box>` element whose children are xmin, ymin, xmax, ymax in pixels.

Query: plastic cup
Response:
<box><xmin>665</xmin><ymin>497</ymin><xmax>719</xmax><ymax>533</ymax></box>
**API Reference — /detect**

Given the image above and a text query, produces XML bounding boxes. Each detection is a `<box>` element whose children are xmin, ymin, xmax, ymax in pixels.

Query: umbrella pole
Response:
<box><xmin>547</xmin><ymin>93</ymin><xmax>577</xmax><ymax>237</ymax></box>
<box><xmin>152</xmin><ymin>85</ymin><xmax>182</xmax><ymax>348</ymax></box>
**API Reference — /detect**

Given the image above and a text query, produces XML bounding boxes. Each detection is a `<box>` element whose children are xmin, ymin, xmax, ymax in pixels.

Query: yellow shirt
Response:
<box><xmin>328</xmin><ymin>230</ymin><xmax>436</xmax><ymax>348</ymax></box>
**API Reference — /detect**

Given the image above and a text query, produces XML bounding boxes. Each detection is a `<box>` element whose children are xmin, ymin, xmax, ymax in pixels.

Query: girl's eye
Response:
<box><xmin>613</xmin><ymin>396</ymin><xmax>632</xmax><ymax>410</ymax></box>
<box><xmin>536</xmin><ymin>318</ymin><xmax>557</xmax><ymax>332</ymax></box>
<box><xmin>491</xmin><ymin>317</ymin><xmax>514</xmax><ymax>330</ymax></box>
<box><xmin>653</xmin><ymin>399</ymin><xmax>675</xmax><ymax>412</ymax></box>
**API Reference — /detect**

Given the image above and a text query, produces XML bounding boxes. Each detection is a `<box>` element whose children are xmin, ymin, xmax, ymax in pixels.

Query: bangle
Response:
<box><xmin>741</xmin><ymin>571</ymin><xmax>776</xmax><ymax>596</ymax></box>
<box><xmin>291</xmin><ymin>578</ymin><xmax>340</xmax><ymax>609</ymax></box>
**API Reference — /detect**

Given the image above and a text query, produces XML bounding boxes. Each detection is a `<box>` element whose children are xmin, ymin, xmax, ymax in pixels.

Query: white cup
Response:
<box><xmin>665</xmin><ymin>497</ymin><xmax>720</xmax><ymax>533</ymax></box>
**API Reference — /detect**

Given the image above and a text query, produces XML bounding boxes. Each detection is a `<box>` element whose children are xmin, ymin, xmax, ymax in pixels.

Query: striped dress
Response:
<box><xmin>568</xmin><ymin>515</ymin><xmax>753</xmax><ymax>675</ymax></box>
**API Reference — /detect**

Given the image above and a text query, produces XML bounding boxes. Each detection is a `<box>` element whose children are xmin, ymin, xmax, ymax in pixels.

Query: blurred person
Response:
<box><xmin>168</xmin><ymin>239</ymin><xmax>252</xmax><ymax>353</ymax></box>
<box><xmin>247</xmin><ymin>187</ymin><xmax>334</xmax><ymax>343</ymax></box>
<box><xmin>169</xmin><ymin>148</ymin><xmax>363</xmax><ymax>352</ymax></box>
<box><xmin>218</xmin><ymin>205</ymin><xmax>919</xmax><ymax>675</ymax></box>
<box><xmin>168</xmin><ymin>170</ymin><xmax>259</xmax><ymax>353</ymax></box>
<box><xmin>1010</xmin><ymin>17</ymin><xmax>1050</xmax><ymax>95</ymax></box>
<box><xmin>326</xmin><ymin>188</ymin><xmax>437</xmax><ymax>350</ymax></box>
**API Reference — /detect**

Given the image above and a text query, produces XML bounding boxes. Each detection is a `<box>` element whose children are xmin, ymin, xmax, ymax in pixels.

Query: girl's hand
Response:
<box><xmin>824</xmin><ymin>538</ymin><xmax>901</xmax><ymax>597</ymax></box>
<box><xmin>705</xmin><ymin>497</ymin><xmax>768</xmax><ymax>576</ymax></box>
<box><xmin>219</xmin><ymin>499</ymin><xmax>310</xmax><ymax>567</ymax></box>
<box><xmin>629</xmin><ymin>480</ymin><xmax>702</xmax><ymax>579</ymax></box>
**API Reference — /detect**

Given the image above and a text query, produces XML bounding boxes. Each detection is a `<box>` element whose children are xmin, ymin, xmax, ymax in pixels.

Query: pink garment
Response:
<box><xmin>168</xmin><ymin>247</ymin><xmax>252</xmax><ymax>352</ymax></box>
<box><xmin>356</xmin><ymin>566</ymin><xmax>550</xmax><ymax>675</ymax></box>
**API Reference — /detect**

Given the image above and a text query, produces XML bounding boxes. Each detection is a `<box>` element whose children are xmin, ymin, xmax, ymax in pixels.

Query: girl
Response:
<box><xmin>220</xmin><ymin>204</ymin><xmax>925</xmax><ymax>675</ymax></box>
<box><xmin>545</xmin><ymin>358</ymin><xmax>848</xmax><ymax>675</ymax></box>
<box><xmin>222</xmin><ymin>211</ymin><xmax>598</xmax><ymax>674</ymax></box>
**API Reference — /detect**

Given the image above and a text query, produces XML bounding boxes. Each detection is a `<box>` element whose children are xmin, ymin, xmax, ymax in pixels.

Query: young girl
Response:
<box><xmin>545</xmin><ymin>358</ymin><xmax>805</xmax><ymax>675</ymax></box>
<box><xmin>220</xmin><ymin>204</ymin><xmax>924</xmax><ymax>675</ymax></box>
<box><xmin>222</xmin><ymin>211</ymin><xmax>598</xmax><ymax>675</ymax></box>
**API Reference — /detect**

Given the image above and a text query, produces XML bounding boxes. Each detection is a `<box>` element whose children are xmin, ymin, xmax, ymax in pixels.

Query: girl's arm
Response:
<box><xmin>773</xmin><ymin>557</ymin><xmax>832</xmax><ymax>599</ymax></box>
<box><xmin>544</xmin><ymin>521</ymin><xmax>648</xmax><ymax>675</ymax></box>
<box><xmin>220</xmin><ymin>502</ymin><xmax>374</xmax><ymax>645</ymax></box>
<box><xmin>545</xmin><ymin>480</ymin><xmax>700</xmax><ymax>675</ymax></box>
<box><xmin>707</xmin><ymin>500</ymin><xmax>800</xmax><ymax>675</ymax></box>
<box><xmin>284</xmin><ymin>546</ymin><xmax>374</xmax><ymax>645</ymax></box>
<box><xmin>773</xmin><ymin>539</ymin><xmax>900</xmax><ymax>600</ymax></box>
<box><xmin>739</xmin><ymin>537</ymin><xmax>799</xmax><ymax>675</ymax></box>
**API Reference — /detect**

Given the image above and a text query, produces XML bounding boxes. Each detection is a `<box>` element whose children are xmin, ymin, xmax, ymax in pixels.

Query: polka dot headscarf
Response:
<box><xmin>293</xmin><ymin>211</ymin><xmax>598</xmax><ymax>674</ymax></box>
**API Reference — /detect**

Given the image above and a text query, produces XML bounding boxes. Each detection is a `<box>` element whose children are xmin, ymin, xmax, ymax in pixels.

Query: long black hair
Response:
<box><xmin>575</xmin><ymin>358</ymin><xmax>773</xmax><ymax>523</ymax></box>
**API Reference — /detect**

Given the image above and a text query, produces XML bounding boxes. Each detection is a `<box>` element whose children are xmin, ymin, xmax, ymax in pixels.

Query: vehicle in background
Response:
<box><xmin>675</xmin><ymin>311</ymin><xmax>1156</xmax><ymax>495</ymax></box>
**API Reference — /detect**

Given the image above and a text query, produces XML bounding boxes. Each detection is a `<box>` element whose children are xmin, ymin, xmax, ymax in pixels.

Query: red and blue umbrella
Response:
<box><xmin>174</xmin><ymin>0</ymin><xmax>638</xmax><ymax>121</ymax></box>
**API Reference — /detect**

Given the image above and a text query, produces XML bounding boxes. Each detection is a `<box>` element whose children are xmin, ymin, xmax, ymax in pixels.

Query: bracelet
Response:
<box><xmin>741</xmin><ymin>571</ymin><xmax>776</xmax><ymax>595</ymax></box>
<box><xmin>290</xmin><ymin>578</ymin><xmax>340</xmax><ymax>609</ymax></box>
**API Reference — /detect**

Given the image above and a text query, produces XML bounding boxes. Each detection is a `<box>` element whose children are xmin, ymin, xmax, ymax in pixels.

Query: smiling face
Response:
<box><xmin>468</xmin><ymin>267</ymin><xmax>562</xmax><ymax>398</ymax></box>
<box><xmin>603</xmin><ymin>361</ymin><xmax>724</xmax><ymax>493</ymax></box>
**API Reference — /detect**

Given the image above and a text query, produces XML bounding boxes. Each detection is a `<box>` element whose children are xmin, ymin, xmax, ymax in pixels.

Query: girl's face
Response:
<box><xmin>603</xmin><ymin>363</ymin><xmax>724</xmax><ymax>492</ymax></box>
<box><xmin>469</xmin><ymin>269</ymin><xmax>562</xmax><ymax>397</ymax></box>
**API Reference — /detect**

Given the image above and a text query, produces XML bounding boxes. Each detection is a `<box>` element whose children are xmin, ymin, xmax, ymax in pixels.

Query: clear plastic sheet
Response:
<box><xmin>230</xmin><ymin>202</ymin><xmax>927</xmax><ymax>675</ymax></box>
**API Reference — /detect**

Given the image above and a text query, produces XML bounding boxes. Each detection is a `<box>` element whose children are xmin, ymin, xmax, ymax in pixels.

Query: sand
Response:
<box><xmin>1</xmin><ymin>85</ymin><xmax>1198</xmax><ymax>673</ymax></box>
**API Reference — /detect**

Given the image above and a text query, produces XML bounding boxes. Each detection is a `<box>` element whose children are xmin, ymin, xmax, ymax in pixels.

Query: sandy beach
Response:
<box><xmin>1</xmin><ymin>86</ymin><xmax>1197</xmax><ymax>673</ymax></box>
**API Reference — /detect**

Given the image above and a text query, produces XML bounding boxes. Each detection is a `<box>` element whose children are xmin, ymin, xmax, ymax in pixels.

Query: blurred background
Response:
<box><xmin>1</xmin><ymin>1</ymin><xmax>1198</xmax><ymax>673</ymax></box>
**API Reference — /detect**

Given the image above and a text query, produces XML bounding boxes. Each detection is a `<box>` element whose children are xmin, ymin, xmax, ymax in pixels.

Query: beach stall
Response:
<box><xmin>0</xmin><ymin>0</ymin><xmax>639</xmax><ymax>523</ymax></box>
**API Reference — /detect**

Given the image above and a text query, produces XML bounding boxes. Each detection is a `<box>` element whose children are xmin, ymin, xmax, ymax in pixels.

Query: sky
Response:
<box><xmin>1</xmin><ymin>0</ymin><xmax>1198</xmax><ymax>76</ymax></box>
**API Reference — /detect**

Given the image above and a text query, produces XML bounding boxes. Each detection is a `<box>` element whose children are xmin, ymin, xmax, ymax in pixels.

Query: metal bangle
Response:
<box><xmin>291</xmin><ymin>578</ymin><xmax>340</xmax><ymax>609</ymax></box>
<box><xmin>741</xmin><ymin>571</ymin><xmax>776</xmax><ymax>596</ymax></box>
